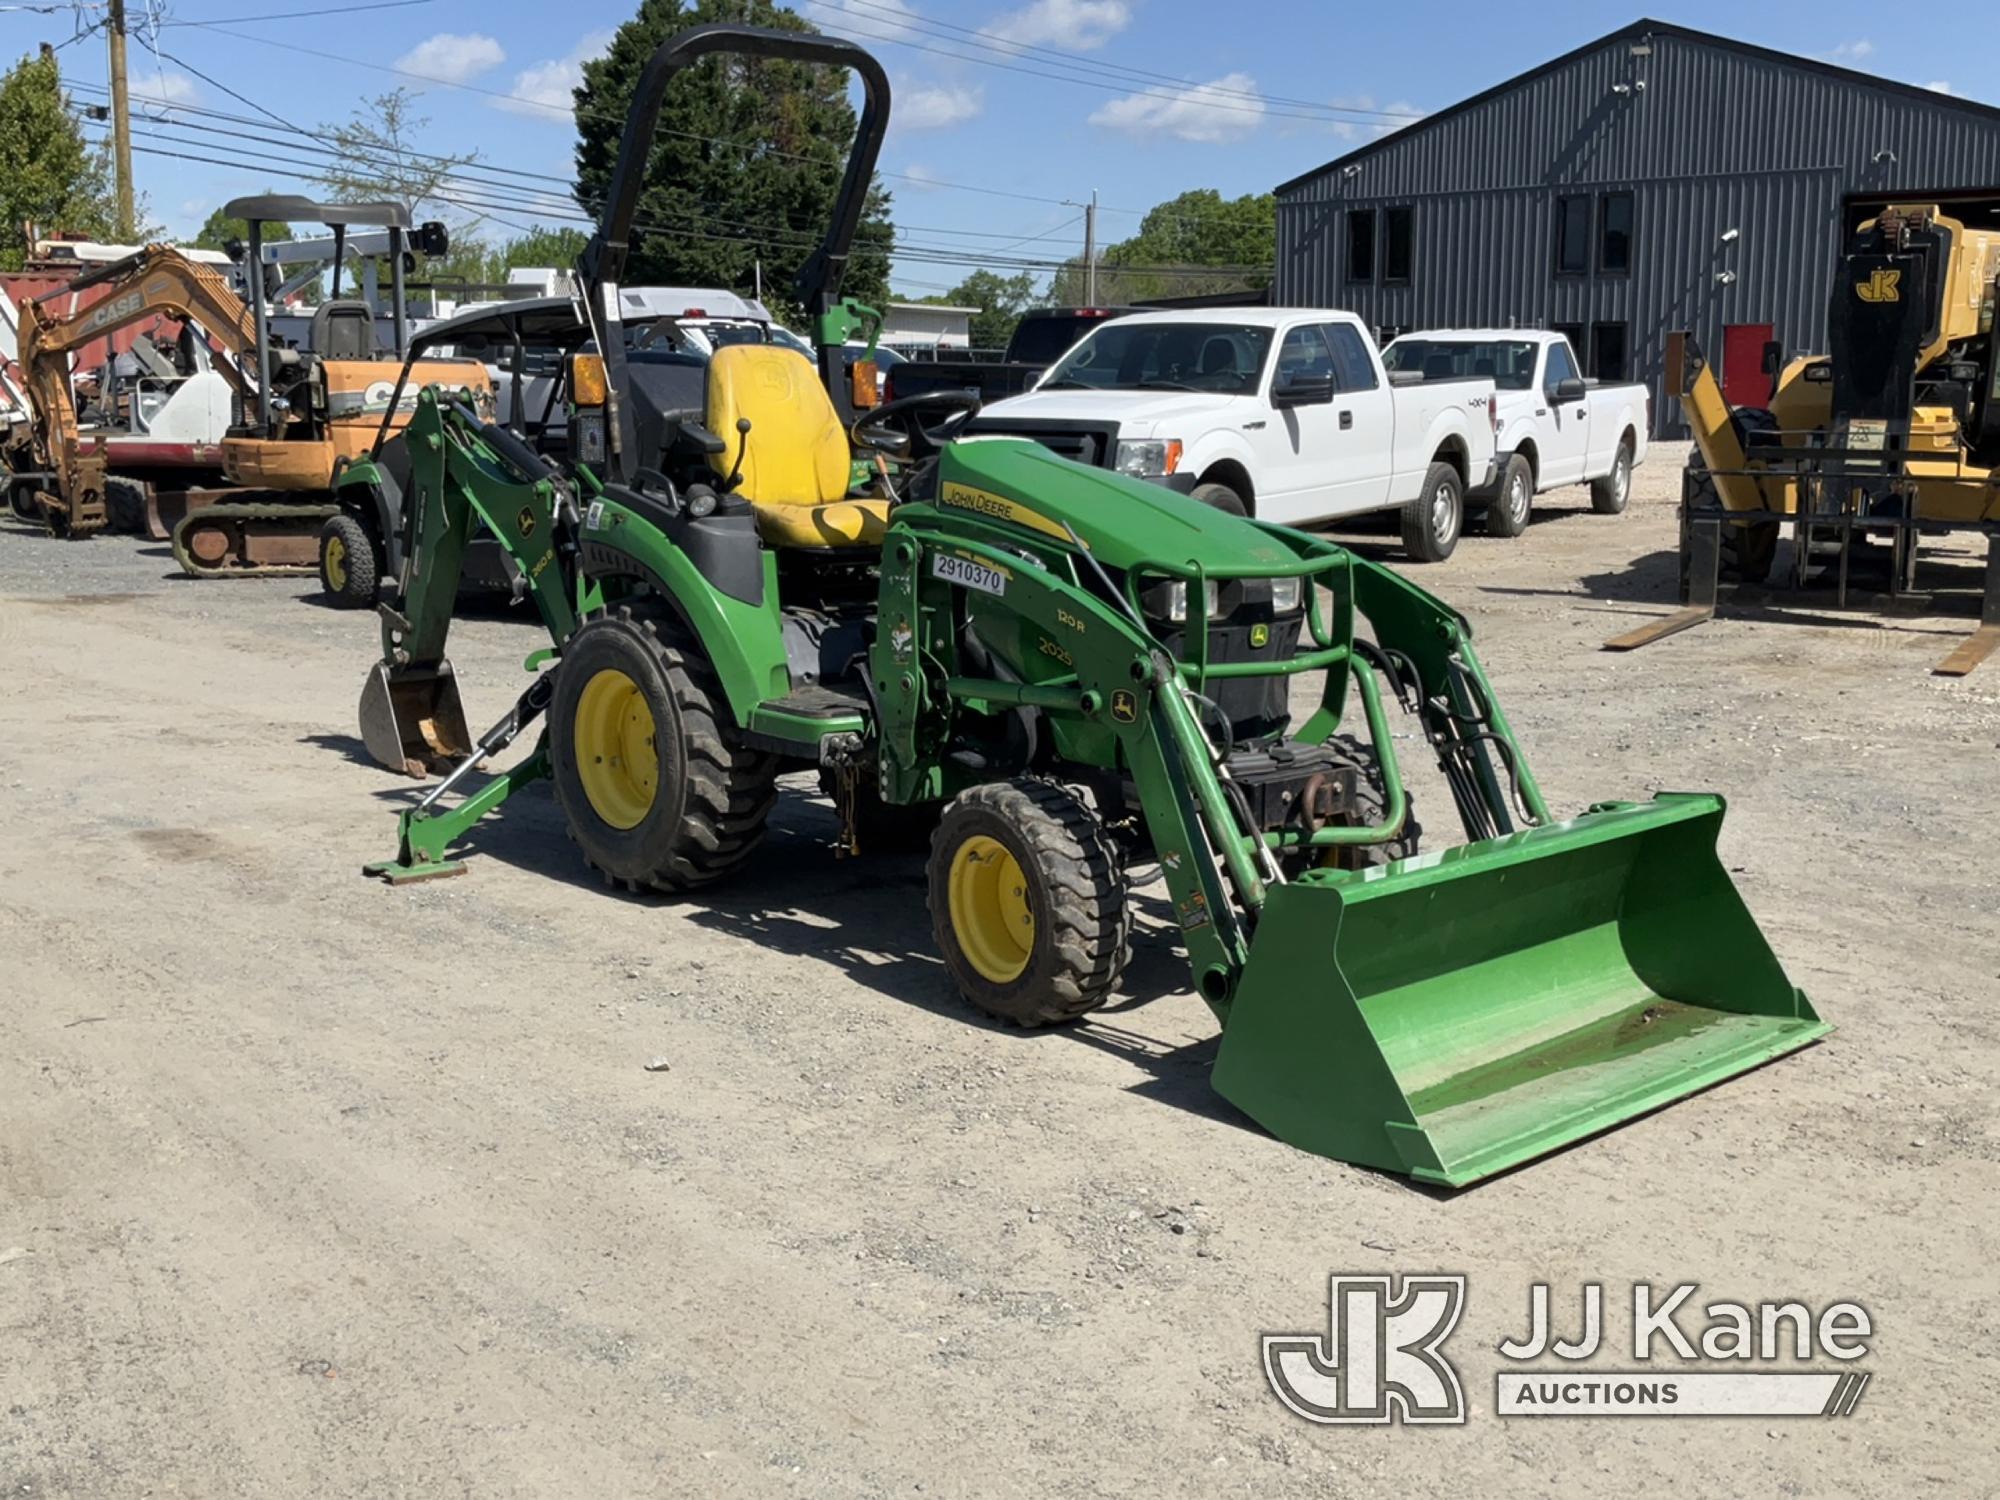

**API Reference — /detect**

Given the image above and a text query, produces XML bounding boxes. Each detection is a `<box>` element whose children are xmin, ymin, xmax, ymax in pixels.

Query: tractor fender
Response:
<box><xmin>577</xmin><ymin>494</ymin><xmax>791</xmax><ymax>724</ymax></box>
<box><xmin>329</xmin><ymin>455</ymin><xmax>407</xmax><ymax>577</ymax></box>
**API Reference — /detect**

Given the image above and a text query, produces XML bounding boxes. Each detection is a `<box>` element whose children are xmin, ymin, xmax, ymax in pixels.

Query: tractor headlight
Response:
<box><xmin>1268</xmin><ymin>575</ymin><xmax>1302</xmax><ymax>613</ymax></box>
<box><xmin>1113</xmin><ymin>438</ymin><xmax>1183</xmax><ymax>477</ymax></box>
<box><xmin>1161</xmin><ymin>578</ymin><xmax>1221</xmax><ymax>623</ymax></box>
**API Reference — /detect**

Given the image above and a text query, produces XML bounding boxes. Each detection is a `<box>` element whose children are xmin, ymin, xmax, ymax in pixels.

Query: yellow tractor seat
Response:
<box><xmin>704</xmin><ymin>344</ymin><xmax>887</xmax><ymax>550</ymax></box>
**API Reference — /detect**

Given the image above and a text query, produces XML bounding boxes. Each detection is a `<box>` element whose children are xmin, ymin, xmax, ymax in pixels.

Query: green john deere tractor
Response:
<box><xmin>339</xmin><ymin>23</ymin><xmax>1827</xmax><ymax>1188</ymax></box>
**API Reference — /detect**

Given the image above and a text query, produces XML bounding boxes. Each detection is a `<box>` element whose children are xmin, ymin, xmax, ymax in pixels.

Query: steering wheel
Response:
<box><xmin>850</xmin><ymin>388</ymin><xmax>983</xmax><ymax>460</ymax></box>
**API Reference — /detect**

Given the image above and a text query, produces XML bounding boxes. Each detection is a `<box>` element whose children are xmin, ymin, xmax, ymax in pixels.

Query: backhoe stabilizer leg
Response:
<box><xmin>364</xmin><ymin>745</ymin><xmax>552</xmax><ymax>883</ymax></box>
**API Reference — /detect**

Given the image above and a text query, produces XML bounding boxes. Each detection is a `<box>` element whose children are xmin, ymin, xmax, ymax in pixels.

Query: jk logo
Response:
<box><xmin>1264</xmin><ymin>1274</ymin><xmax>1467</xmax><ymax>1425</ymax></box>
<box><xmin>1855</xmin><ymin>268</ymin><xmax>1901</xmax><ymax>303</ymax></box>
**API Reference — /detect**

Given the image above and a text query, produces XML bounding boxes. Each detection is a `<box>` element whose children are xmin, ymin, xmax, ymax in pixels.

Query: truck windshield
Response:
<box><xmin>1383</xmin><ymin>338</ymin><xmax>1538</xmax><ymax>390</ymax></box>
<box><xmin>1041</xmin><ymin>322</ymin><xmax>1273</xmax><ymax>395</ymax></box>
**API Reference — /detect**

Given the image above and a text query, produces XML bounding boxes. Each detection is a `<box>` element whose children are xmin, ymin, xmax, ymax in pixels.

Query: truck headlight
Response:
<box><xmin>1268</xmin><ymin>575</ymin><xmax>1302</xmax><ymax>613</ymax></box>
<box><xmin>1161</xmin><ymin>578</ymin><xmax>1221</xmax><ymax>623</ymax></box>
<box><xmin>1113</xmin><ymin>438</ymin><xmax>1183</xmax><ymax>477</ymax></box>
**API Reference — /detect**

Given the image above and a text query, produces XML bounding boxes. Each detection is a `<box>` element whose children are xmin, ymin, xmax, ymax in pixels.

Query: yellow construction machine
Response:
<box><xmin>1617</xmin><ymin>203</ymin><xmax>2000</xmax><ymax>673</ymax></box>
<box><xmin>8</xmin><ymin>195</ymin><xmax>486</xmax><ymax>574</ymax></box>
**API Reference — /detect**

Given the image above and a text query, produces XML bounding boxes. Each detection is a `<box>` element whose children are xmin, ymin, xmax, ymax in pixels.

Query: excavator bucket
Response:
<box><xmin>1211</xmin><ymin>794</ymin><xmax>1827</xmax><ymax>1188</ymax></box>
<box><xmin>359</xmin><ymin>660</ymin><xmax>473</xmax><ymax>778</ymax></box>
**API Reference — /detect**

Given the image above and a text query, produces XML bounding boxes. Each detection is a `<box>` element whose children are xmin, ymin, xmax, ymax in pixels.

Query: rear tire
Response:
<box><xmin>1591</xmin><ymin>439</ymin><xmax>1633</xmax><ymax>514</ymax></box>
<box><xmin>550</xmin><ymin>605</ymin><xmax>779</xmax><ymax>892</ymax></box>
<box><xmin>1190</xmin><ymin>481</ymin><xmax>1247</xmax><ymax>516</ymax></box>
<box><xmin>1481</xmin><ymin>453</ymin><xmax>1532</xmax><ymax>538</ymax></box>
<box><xmin>1400</xmin><ymin>460</ymin><xmax>1463</xmax><ymax>562</ymax></box>
<box><xmin>318</xmin><ymin>513</ymin><xmax>379</xmax><ymax>608</ymax></box>
<box><xmin>103</xmin><ymin>477</ymin><xmax>148</xmax><ymax>534</ymax></box>
<box><xmin>1679</xmin><ymin>468</ymin><xmax>1777</xmax><ymax>601</ymax></box>
<box><xmin>928</xmin><ymin>779</ymin><xmax>1130</xmax><ymax>1028</ymax></box>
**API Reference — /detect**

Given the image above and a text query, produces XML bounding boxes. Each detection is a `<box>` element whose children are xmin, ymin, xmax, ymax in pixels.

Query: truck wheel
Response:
<box><xmin>551</xmin><ymin>606</ymin><xmax>779</xmax><ymax>892</ymax></box>
<box><xmin>103</xmin><ymin>477</ymin><xmax>148</xmax><ymax>534</ymax></box>
<box><xmin>928</xmin><ymin>778</ymin><xmax>1130</xmax><ymax>1028</ymax></box>
<box><xmin>1591</xmin><ymin>439</ymin><xmax>1633</xmax><ymax>515</ymax></box>
<box><xmin>1482</xmin><ymin>454</ymin><xmax>1532</xmax><ymax>538</ymax></box>
<box><xmin>318</xmin><ymin>513</ymin><xmax>379</xmax><ymax>608</ymax></box>
<box><xmin>1190</xmin><ymin>481</ymin><xmax>1247</xmax><ymax>516</ymax></box>
<box><xmin>1399</xmin><ymin>461</ymin><xmax>1464</xmax><ymax>562</ymax></box>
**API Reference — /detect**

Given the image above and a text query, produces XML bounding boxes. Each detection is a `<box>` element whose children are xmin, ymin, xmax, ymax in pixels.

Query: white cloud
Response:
<box><xmin>897</xmin><ymin>163</ymin><xmax>945</xmax><ymax>192</ymax></box>
<box><xmin>1088</xmin><ymin>71</ymin><xmax>1265</xmax><ymax>143</ymax></box>
<box><xmin>129</xmin><ymin>70</ymin><xmax>199</xmax><ymax>108</ymax></box>
<box><xmin>1927</xmin><ymin>80</ymin><xmax>1956</xmax><ymax>94</ymax></box>
<box><xmin>897</xmin><ymin>81</ymin><xmax>984</xmax><ymax>129</ymax></box>
<box><xmin>1822</xmin><ymin>39</ymin><xmax>1875</xmax><ymax>63</ymax></box>
<box><xmin>495</xmin><ymin>30</ymin><xmax>614</xmax><ymax>119</ymax></box>
<box><xmin>394</xmin><ymin>32</ymin><xmax>505</xmax><ymax>86</ymax></box>
<box><xmin>1328</xmin><ymin>94</ymin><xmax>1424</xmax><ymax>142</ymax></box>
<box><xmin>983</xmin><ymin>0</ymin><xmax>1130</xmax><ymax>52</ymax></box>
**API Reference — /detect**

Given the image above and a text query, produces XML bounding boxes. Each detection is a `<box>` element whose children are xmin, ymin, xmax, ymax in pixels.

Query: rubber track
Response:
<box><xmin>171</xmin><ymin>501</ymin><xmax>338</xmax><ymax>578</ymax></box>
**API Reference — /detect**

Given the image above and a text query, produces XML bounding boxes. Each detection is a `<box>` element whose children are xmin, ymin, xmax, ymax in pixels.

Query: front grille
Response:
<box><xmin>961</xmin><ymin>417</ymin><xmax>1117</xmax><ymax>470</ymax></box>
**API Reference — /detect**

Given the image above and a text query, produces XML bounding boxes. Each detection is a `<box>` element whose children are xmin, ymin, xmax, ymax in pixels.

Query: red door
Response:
<box><xmin>1722</xmin><ymin>322</ymin><xmax>1776</xmax><ymax>409</ymax></box>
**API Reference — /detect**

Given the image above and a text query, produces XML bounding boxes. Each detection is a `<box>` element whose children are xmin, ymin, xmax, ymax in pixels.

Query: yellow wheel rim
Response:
<box><xmin>947</xmin><ymin>833</ymin><xmax>1035</xmax><ymax>984</ymax></box>
<box><xmin>324</xmin><ymin>534</ymin><xmax>348</xmax><ymax>592</ymax></box>
<box><xmin>573</xmin><ymin>667</ymin><xmax>658</xmax><ymax>830</ymax></box>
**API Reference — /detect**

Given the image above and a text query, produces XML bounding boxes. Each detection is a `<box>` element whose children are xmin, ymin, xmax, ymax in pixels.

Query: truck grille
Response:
<box><xmin>961</xmin><ymin>418</ymin><xmax>1117</xmax><ymax>470</ymax></box>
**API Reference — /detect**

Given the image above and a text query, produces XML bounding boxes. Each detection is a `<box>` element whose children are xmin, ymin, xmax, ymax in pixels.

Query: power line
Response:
<box><xmin>817</xmin><ymin>0</ymin><xmax>1424</xmax><ymax>123</ymax></box>
<box><xmin>161</xmin><ymin>0</ymin><xmax>433</xmax><ymax>23</ymax></box>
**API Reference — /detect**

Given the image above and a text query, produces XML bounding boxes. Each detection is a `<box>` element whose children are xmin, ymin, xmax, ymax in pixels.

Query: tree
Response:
<box><xmin>495</xmin><ymin>224</ymin><xmax>588</xmax><ymax>274</ymax></box>
<box><xmin>1047</xmin><ymin>188</ymin><xmax>1275</xmax><ymax>305</ymax></box>
<box><xmin>317</xmin><ymin>88</ymin><xmax>480</xmax><ymax>223</ymax></box>
<box><xmin>572</xmin><ymin>0</ymin><xmax>894</xmax><ymax>321</ymax></box>
<box><xmin>926</xmin><ymin>269</ymin><xmax>1036</xmax><ymax>350</ymax></box>
<box><xmin>0</xmin><ymin>49</ymin><xmax>119</xmax><ymax>270</ymax></box>
<box><xmin>192</xmin><ymin>203</ymin><xmax>295</xmax><ymax>252</ymax></box>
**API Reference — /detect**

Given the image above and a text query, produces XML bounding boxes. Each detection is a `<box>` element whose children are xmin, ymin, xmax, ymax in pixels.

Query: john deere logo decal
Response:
<box><xmin>1110</xmin><ymin>690</ymin><xmax>1138</xmax><ymax>723</ymax></box>
<box><xmin>1856</xmin><ymin>269</ymin><xmax>1901</xmax><ymax>303</ymax></box>
<box><xmin>1250</xmin><ymin>623</ymin><xmax>1271</xmax><ymax>648</ymax></box>
<box><xmin>517</xmin><ymin>506</ymin><xmax>536</xmax><ymax>537</ymax></box>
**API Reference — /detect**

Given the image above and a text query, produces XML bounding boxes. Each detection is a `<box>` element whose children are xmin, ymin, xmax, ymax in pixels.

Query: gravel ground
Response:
<box><xmin>2</xmin><ymin>447</ymin><xmax>1996</xmax><ymax>1497</ymax></box>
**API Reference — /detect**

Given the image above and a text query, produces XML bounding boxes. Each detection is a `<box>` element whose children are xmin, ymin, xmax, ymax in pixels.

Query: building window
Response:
<box><xmin>1346</xmin><ymin>209</ymin><xmax>1376</xmax><ymax>284</ymax></box>
<box><xmin>1598</xmin><ymin>192</ymin><xmax>1633</xmax><ymax>275</ymax></box>
<box><xmin>1591</xmin><ymin>321</ymin><xmax>1628</xmax><ymax>381</ymax></box>
<box><xmin>1383</xmin><ymin>206</ymin><xmax>1414</xmax><ymax>285</ymax></box>
<box><xmin>1555</xmin><ymin>196</ymin><xmax>1591</xmax><ymax>276</ymax></box>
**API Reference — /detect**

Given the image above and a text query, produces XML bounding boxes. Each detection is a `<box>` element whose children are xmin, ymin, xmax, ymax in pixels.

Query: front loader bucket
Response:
<box><xmin>1211</xmin><ymin>795</ymin><xmax>1827</xmax><ymax>1188</ymax></box>
<box><xmin>359</xmin><ymin>660</ymin><xmax>473</xmax><ymax>778</ymax></box>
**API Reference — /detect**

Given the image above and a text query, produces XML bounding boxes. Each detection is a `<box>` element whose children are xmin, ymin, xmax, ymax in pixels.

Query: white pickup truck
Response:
<box><xmin>1381</xmin><ymin>329</ymin><xmax>1649</xmax><ymax>537</ymax></box>
<box><xmin>963</xmin><ymin>308</ymin><xmax>1499</xmax><ymax>560</ymax></box>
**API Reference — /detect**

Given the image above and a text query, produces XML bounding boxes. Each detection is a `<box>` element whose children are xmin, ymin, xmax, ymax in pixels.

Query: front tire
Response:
<box><xmin>550</xmin><ymin>606</ymin><xmax>778</xmax><ymax>892</ymax></box>
<box><xmin>1399</xmin><ymin>460</ymin><xmax>1464</xmax><ymax>562</ymax></box>
<box><xmin>318</xmin><ymin>513</ymin><xmax>379</xmax><ymax>608</ymax></box>
<box><xmin>104</xmin><ymin>476</ymin><xmax>148</xmax><ymax>534</ymax></box>
<box><xmin>1190</xmin><ymin>480</ymin><xmax>1247</xmax><ymax>516</ymax></box>
<box><xmin>1591</xmin><ymin>439</ymin><xmax>1633</xmax><ymax>515</ymax></box>
<box><xmin>1482</xmin><ymin>453</ymin><xmax>1532</xmax><ymax>538</ymax></box>
<box><xmin>928</xmin><ymin>779</ymin><xmax>1130</xmax><ymax>1028</ymax></box>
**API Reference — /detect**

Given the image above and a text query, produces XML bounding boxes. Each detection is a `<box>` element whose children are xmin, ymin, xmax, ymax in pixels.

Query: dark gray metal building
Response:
<box><xmin>1274</xmin><ymin>18</ymin><xmax>2000</xmax><ymax>435</ymax></box>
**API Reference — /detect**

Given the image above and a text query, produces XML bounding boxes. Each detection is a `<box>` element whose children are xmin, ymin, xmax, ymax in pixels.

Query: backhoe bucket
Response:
<box><xmin>1211</xmin><ymin>795</ymin><xmax>1827</xmax><ymax>1188</ymax></box>
<box><xmin>359</xmin><ymin>660</ymin><xmax>473</xmax><ymax>778</ymax></box>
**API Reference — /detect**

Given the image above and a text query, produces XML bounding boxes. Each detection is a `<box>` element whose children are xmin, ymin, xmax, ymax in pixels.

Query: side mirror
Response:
<box><xmin>1272</xmin><ymin>373</ymin><xmax>1336</xmax><ymax>408</ymax></box>
<box><xmin>1549</xmin><ymin>376</ymin><xmax>1587</xmax><ymax>403</ymax></box>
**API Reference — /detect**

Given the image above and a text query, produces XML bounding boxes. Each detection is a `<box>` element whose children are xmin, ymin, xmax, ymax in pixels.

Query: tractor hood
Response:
<box><xmin>934</xmin><ymin>437</ymin><xmax>1297</xmax><ymax>574</ymax></box>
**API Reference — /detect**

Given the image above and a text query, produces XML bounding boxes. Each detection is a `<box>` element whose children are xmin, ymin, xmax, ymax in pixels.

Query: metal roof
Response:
<box><xmin>1275</xmin><ymin>17</ymin><xmax>2000</xmax><ymax>195</ymax></box>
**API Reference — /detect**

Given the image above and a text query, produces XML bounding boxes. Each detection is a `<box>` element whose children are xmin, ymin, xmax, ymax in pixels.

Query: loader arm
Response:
<box><xmin>17</xmin><ymin>245</ymin><xmax>267</xmax><ymax>535</ymax></box>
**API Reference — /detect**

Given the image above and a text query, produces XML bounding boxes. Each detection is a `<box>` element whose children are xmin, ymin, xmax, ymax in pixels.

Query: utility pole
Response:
<box><xmin>1088</xmin><ymin>188</ymin><xmax>1104</xmax><ymax>306</ymax></box>
<box><xmin>106</xmin><ymin>0</ymin><xmax>136</xmax><ymax>240</ymax></box>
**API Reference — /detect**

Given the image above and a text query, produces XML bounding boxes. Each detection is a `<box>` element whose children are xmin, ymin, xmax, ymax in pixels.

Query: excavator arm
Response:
<box><xmin>16</xmin><ymin>245</ymin><xmax>268</xmax><ymax>535</ymax></box>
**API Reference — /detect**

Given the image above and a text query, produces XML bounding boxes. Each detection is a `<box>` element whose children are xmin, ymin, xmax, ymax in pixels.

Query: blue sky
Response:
<box><xmin>3</xmin><ymin>0</ymin><xmax>1986</xmax><ymax>298</ymax></box>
